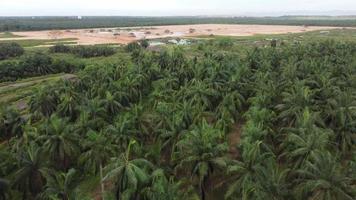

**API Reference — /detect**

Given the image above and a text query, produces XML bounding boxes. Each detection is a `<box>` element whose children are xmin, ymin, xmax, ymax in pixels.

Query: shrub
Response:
<box><xmin>216</xmin><ymin>37</ymin><xmax>234</xmax><ymax>48</ymax></box>
<box><xmin>70</xmin><ymin>45</ymin><xmax>116</xmax><ymax>58</ymax></box>
<box><xmin>0</xmin><ymin>60</ymin><xmax>22</xmax><ymax>82</ymax></box>
<box><xmin>0</xmin><ymin>42</ymin><xmax>24</xmax><ymax>60</ymax></box>
<box><xmin>52</xmin><ymin>58</ymin><xmax>85</xmax><ymax>73</ymax></box>
<box><xmin>139</xmin><ymin>39</ymin><xmax>149</xmax><ymax>49</ymax></box>
<box><xmin>20</xmin><ymin>52</ymin><xmax>53</xmax><ymax>76</ymax></box>
<box><xmin>126</xmin><ymin>42</ymin><xmax>142</xmax><ymax>52</ymax></box>
<box><xmin>271</xmin><ymin>39</ymin><xmax>277</xmax><ymax>48</ymax></box>
<box><xmin>0</xmin><ymin>52</ymin><xmax>83</xmax><ymax>82</ymax></box>
<box><xmin>49</xmin><ymin>44</ymin><xmax>71</xmax><ymax>53</ymax></box>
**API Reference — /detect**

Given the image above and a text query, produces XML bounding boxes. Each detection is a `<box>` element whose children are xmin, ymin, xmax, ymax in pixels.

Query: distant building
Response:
<box><xmin>78</xmin><ymin>16</ymin><xmax>82</xmax><ymax>20</ymax></box>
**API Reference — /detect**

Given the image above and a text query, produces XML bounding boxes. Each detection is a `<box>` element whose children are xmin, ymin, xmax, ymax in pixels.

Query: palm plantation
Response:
<box><xmin>0</xmin><ymin>37</ymin><xmax>355</xmax><ymax>200</ymax></box>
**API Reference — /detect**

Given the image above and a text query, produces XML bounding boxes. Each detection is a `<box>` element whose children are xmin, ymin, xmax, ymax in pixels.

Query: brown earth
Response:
<box><xmin>0</xmin><ymin>24</ymin><xmax>340</xmax><ymax>45</ymax></box>
<box><xmin>227</xmin><ymin>122</ymin><xmax>242</xmax><ymax>159</ymax></box>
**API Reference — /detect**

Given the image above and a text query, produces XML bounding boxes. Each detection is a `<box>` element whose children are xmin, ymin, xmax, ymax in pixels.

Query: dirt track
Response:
<box><xmin>0</xmin><ymin>24</ymin><xmax>339</xmax><ymax>45</ymax></box>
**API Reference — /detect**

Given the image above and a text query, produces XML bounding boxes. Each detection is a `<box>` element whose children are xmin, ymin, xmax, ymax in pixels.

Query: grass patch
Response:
<box><xmin>0</xmin><ymin>32</ymin><xmax>23</xmax><ymax>38</ymax></box>
<box><xmin>0</xmin><ymin>38</ymin><xmax>78</xmax><ymax>47</ymax></box>
<box><xmin>0</xmin><ymin>73</ymin><xmax>73</xmax><ymax>110</ymax></box>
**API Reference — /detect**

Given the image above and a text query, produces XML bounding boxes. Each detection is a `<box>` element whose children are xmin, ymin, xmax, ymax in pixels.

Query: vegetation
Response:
<box><xmin>0</xmin><ymin>32</ymin><xmax>355</xmax><ymax>200</ymax></box>
<box><xmin>1</xmin><ymin>16</ymin><xmax>356</xmax><ymax>31</ymax></box>
<box><xmin>0</xmin><ymin>38</ymin><xmax>77</xmax><ymax>48</ymax></box>
<box><xmin>0</xmin><ymin>42</ymin><xmax>24</xmax><ymax>60</ymax></box>
<box><xmin>0</xmin><ymin>73</ymin><xmax>76</xmax><ymax>111</ymax></box>
<box><xmin>50</xmin><ymin>44</ymin><xmax>116</xmax><ymax>58</ymax></box>
<box><xmin>0</xmin><ymin>52</ymin><xmax>84</xmax><ymax>82</ymax></box>
<box><xmin>0</xmin><ymin>32</ymin><xmax>22</xmax><ymax>38</ymax></box>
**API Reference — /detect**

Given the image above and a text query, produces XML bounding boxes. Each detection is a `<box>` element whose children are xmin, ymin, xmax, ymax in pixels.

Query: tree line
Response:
<box><xmin>50</xmin><ymin>44</ymin><xmax>116</xmax><ymax>58</ymax></box>
<box><xmin>0</xmin><ymin>42</ymin><xmax>24</xmax><ymax>60</ymax></box>
<box><xmin>0</xmin><ymin>52</ymin><xmax>84</xmax><ymax>82</ymax></box>
<box><xmin>1</xmin><ymin>16</ymin><xmax>356</xmax><ymax>31</ymax></box>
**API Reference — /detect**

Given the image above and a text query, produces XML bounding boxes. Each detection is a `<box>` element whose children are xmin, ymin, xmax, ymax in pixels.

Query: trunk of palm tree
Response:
<box><xmin>0</xmin><ymin>193</ymin><xmax>5</xmax><ymax>200</ymax></box>
<box><xmin>29</xmin><ymin>171</ymin><xmax>43</xmax><ymax>197</ymax></box>
<box><xmin>100</xmin><ymin>163</ymin><xmax>105</xmax><ymax>200</ymax></box>
<box><xmin>200</xmin><ymin>181</ymin><xmax>205</xmax><ymax>200</ymax></box>
<box><xmin>22</xmin><ymin>187</ymin><xmax>27</xmax><ymax>200</ymax></box>
<box><xmin>115</xmin><ymin>184</ymin><xmax>121</xmax><ymax>200</ymax></box>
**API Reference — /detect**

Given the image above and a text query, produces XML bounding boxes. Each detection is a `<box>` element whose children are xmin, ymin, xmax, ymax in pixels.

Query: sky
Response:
<box><xmin>0</xmin><ymin>0</ymin><xmax>356</xmax><ymax>16</ymax></box>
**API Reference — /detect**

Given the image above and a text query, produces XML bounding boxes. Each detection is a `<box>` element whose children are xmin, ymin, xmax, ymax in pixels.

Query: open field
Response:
<box><xmin>0</xmin><ymin>32</ymin><xmax>22</xmax><ymax>38</ymax></box>
<box><xmin>0</xmin><ymin>24</ymin><xmax>342</xmax><ymax>45</ymax></box>
<box><xmin>0</xmin><ymin>38</ymin><xmax>78</xmax><ymax>47</ymax></box>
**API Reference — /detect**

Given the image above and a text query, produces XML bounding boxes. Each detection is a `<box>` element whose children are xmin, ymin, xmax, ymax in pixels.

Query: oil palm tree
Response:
<box><xmin>101</xmin><ymin>91</ymin><xmax>123</xmax><ymax>117</ymax></box>
<box><xmin>57</xmin><ymin>85</ymin><xmax>80</xmax><ymax>121</ymax></box>
<box><xmin>12</xmin><ymin>143</ymin><xmax>47</xmax><ymax>199</ymax></box>
<box><xmin>0</xmin><ymin>107</ymin><xmax>24</xmax><ymax>142</ymax></box>
<box><xmin>225</xmin><ymin>141</ymin><xmax>271</xmax><ymax>200</ymax></box>
<box><xmin>29</xmin><ymin>86</ymin><xmax>59</xmax><ymax>117</ymax></box>
<box><xmin>178</xmin><ymin>79</ymin><xmax>217</xmax><ymax>110</ymax></box>
<box><xmin>104</xmin><ymin>119</ymin><xmax>134</xmax><ymax>151</ymax></box>
<box><xmin>41</xmin><ymin>168</ymin><xmax>78</xmax><ymax>200</ymax></box>
<box><xmin>281</xmin><ymin>108</ymin><xmax>330</xmax><ymax>169</ymax></box>
<box><xmin>175</xmin><ymin>121</ymin><xmax>228</xmax><ymax>200</ymax></box>
<box><xmin>276</xmin><ymin>82</ymin><xmax>315</xmax><ymax>126</ymax></box>
<box><xmin>0</xmin><ymin>178</ymin><xmax>9</xmax><ymax>200</ymax></box>
<box><xmin>328</xmin><ymin>91</ymin><xmax>356</xmax><ymax>153</ymax></box>
<box><xmin>283</xmin><ymin>129</ymin><xmax>330</xmax><ymax>169</ymax></box>
<box><xmin>79</xmin><ymin>130</ymin><xmax>116</xmax><ymax>199</ymax></box>
<box><xmin>295</xmin><ymin>151</ymin><xmax>355</xmax><ymax>200</ymax></box>
<box><xmin>37</xmin><ymin>115</ymin><xmax>79</xmax><ymax>170</ymax></box>
<box><xmin>141</xmin><ymin>169</ymin><xmax>185</xmax><ymax>200</ymax></box>
<box><xmin>103</xmin><ymin>140</ymin><xmax>154</xmax><ymax>200</ymax></box>
<box><xmin>253</xmin><ymin>158</ymin><xmax>291</xmax><ymax>200</ymax></box>
<box><xmin>82</xmin><ymin>98</ymin><xmax>107</xmax><ymax>125</ymax></box>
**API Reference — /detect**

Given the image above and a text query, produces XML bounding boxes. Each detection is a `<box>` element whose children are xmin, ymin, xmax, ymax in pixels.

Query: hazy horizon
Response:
<box><xmin>1</xmin><ymin>0</ymin><xmax>356</xmax><ymax>16</ymax></box>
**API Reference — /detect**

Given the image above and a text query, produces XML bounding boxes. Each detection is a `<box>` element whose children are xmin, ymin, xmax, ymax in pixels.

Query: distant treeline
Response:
<box><xmin>1</xmin><ymin>16</ymin><xmax>356</xmax><ymax>31</ymax></box>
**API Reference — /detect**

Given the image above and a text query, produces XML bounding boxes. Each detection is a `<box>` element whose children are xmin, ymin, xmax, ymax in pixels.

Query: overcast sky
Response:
<box><xmin>1</xmin><ymin>0</ymin><xmax>356</xmax><ymax>16</ymax></box>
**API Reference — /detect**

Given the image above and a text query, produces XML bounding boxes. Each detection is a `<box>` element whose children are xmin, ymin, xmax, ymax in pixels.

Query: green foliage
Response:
<box><xmin>216</xmin><ymin>37</ymin><xmax>234</xmax><ymax>48</ymax></box>
<box><xmin>41</xmin><ymin>168</ymin><xmax>79</xmax><ymax>200</ymax></box>
<box><xmin>1</xmin><ymin>39</ymin><xmax>356</xmax><ymax>200</ymax></box>
<box><xmin>50</xmin><ymin>44</ymin><xmax>117</xmax><ymax>58</ymax></box>
<box><xmin>49</xmin><ymin>44</ymin><xmax>72</xmax><ymax>53</ymax></box>
<box><xmin>69</xmin><ymin>45</ymin><xmax>116</xmax><ymax>58</ymax></box>
<box><xmin>139</xmin><ymin>39</ymin><xmax>149</xmax><ymax>49</ymax></box>
<box><xmin>0</xmin><ymin>42</ymin><xmax>24</xmax><ymax>60</ymax></box>
<box><xmin>126</xmin><ymin>42</ymin><xmax>142</xmax><ymax>52</ymax></box>
<box><xmin>1</xmin><ymin>16</ymin><xmax>356</xmax><ymax>32</ymax></box>
<box><xmin>0</xmin><ymin>52</ymin><xmax>83</xmax><ymax>82</ymax></box>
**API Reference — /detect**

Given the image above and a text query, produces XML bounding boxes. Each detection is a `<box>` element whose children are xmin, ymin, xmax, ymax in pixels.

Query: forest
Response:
<box><xmin>1</xmin><ymin>16</ymin><xmax>356</xmax><ymax>31</ymax></box>
<box><xmin>0</xmin><ymin>36</ymin><xmax>356</xmax><ymax>200</ymax></box>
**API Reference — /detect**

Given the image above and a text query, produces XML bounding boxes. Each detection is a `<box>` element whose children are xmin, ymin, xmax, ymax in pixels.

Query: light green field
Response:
<box><xmin>0</xmin><ymin>38</ymin><xmax>78</xmax><ymax>47</ymax></box>
<box><xmin>0</xmin><ymin>32</ymin><xmax>23</xmax><ymax>38</ymax></box>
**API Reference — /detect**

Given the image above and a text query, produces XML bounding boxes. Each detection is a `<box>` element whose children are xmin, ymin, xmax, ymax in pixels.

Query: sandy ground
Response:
<box><xmin>0</xmin><ymin>24</ymin><xmax>339</xmax><ymax>45</ymax></box>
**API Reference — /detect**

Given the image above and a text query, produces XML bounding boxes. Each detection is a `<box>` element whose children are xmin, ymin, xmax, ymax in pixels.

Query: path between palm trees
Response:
<box><xmin>227</xmin><ymin>122</ymin><xmax>242</xmax><ymax>159</ymax></box>
<box><xmin>0</xmin><ymin>73</ymin><xmax>77</xmax><ymax>111</ymax></box>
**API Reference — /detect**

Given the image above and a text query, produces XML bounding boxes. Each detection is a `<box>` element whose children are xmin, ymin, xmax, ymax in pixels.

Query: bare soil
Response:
<box><xmin>227</xmin><ymin>122</ymin><xmax>242</xmax><ymax>159</ymax></box>
<box><xmin>0</xmin><ymin>24</ymin><xmax>340</xmax><ymax>45</ymax></box>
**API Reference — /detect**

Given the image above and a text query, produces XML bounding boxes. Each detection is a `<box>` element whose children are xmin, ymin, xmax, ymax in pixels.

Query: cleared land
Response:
<box><xmin>0</xmin><ymin>24</ymin><xmax>341</xmax><ymax>45</ymax></box>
